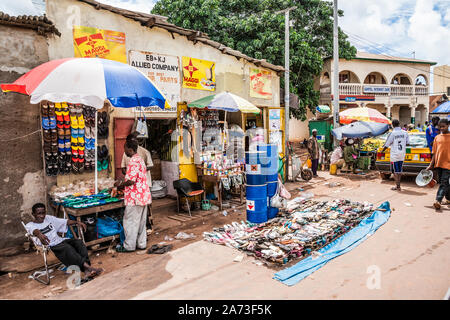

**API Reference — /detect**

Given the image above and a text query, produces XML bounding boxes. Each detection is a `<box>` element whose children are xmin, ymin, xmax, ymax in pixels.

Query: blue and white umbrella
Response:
<box><xmin>332</xmin><ymin>121</ymin><xmax>389</xmax><ymax>140</ymax></box>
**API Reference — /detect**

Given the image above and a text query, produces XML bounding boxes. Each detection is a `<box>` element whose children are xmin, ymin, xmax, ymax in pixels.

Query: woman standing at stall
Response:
<box><xmin>115</xmin><ymin>139</ymin><xmax>152</xmax><ymax>252</ymax></box>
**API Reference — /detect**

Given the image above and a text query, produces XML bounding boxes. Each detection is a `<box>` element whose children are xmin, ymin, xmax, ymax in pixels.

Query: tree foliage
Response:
<box><xmin>152</xmin><ymin>0</ymin><xmax>356</xmax><ymax>120</ymax></box>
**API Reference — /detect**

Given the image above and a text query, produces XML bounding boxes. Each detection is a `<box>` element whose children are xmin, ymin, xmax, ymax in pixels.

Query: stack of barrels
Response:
<box><xmin>258</xmin><ymin>144</ymin><xmax>279</xmax><ymax>219</ymax></box>
<box><xmin>245</xmin><ymin>144</ymin><xmax>279</xmax><ymax>223</ymax></box>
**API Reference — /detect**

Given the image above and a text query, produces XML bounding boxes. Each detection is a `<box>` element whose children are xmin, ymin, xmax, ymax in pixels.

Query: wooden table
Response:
<box><xmin>52</xmin><ymin>200</ymin><xmax>125</xmax><ymax>248</ymax></box>
<box><xmin>196</xmin><ymin>166</ymin><xmax>245</xmax><ymax>210</ymax></box>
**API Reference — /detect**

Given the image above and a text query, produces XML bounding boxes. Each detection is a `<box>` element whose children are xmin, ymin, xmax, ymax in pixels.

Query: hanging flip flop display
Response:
<box><xmin>41</xmin><ymin>102</ymin><xmax>105</xmax><ymax>176</ymax></box>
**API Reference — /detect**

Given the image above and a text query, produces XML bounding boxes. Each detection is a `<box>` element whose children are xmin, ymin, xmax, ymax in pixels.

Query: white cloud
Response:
<box><xmin>337</xmin><ymin>0</ymin><xmax>450</xmax><ymax>91</ymax></box>
<box><xmin>0</xmin><ymin>0</ymin><xmax>40</xmax><ymax>16</ymax></box>
<box><xmin>95</xmin><ymin>0</ymin><xmax>156</xmax><ymax>14</ymax></box>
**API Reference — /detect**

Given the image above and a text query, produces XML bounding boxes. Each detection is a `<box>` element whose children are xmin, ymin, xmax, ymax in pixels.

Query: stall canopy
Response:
<box><xmin>187</xmin><ymin>91</ymin><xmax>260</xmax><ymax>114</ymax></box>
<box><xmin>431</xmin><ymin>100</ymin><xmax>450</xmax><ymax>113</ymax></box>
<box><xmin>1</xmin><ymin>57</ymin><xmax>170</xmax><ymax>192</ymax></box>
<box><xmin>339</xmin><ymin>107</ymin><xmax>391</xmax><ymax>125</ymax></box>
<box><xmin>331</xmin><ymin>121</ymin><xmax>389</xmax><ymax>140</ymax></box>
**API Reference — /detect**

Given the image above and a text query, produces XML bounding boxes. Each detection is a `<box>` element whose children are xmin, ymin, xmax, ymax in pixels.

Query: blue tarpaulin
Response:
<box><xmin>431</xmin><ymin>100</ymin><xmax>450</xmax><ymax>113</ymax></box>
<box><xmin>273</xmin><ymin>201</ymin><xmax>391</xmax><ymax>286</ymax></box>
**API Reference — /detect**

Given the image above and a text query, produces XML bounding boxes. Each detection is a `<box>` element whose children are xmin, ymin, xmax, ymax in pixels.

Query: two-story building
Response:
<box><xmin>317</xmin><ymin>52</ymin><xmax>436</xmax><ymax>126</ymax></box>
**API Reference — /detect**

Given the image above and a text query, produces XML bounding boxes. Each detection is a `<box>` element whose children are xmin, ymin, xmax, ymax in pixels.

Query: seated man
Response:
<box><xmin>343</xmin><ymin>138</ymin><xmax>358</xmax><ymax>172</ymax></box>
<box><xmin>330</xmin><ymin>141</ymin><xmax>345</xmax><ymax>168</ymax></box>
<box><xmin>25</xmin><ymin>203</ymin><xmax>103</xmax><ymax>278</ymax></box>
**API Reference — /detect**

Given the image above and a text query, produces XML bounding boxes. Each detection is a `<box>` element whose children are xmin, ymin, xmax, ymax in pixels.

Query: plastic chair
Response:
<box><xmin>173</xmin><ymin>178</ymin><xmax>204</xmax><ymax>217</ymax></box>
<box><xmin>21</xmin><ymin>221</ymin><xmax>60</xmax><ymax>285</ymax></box>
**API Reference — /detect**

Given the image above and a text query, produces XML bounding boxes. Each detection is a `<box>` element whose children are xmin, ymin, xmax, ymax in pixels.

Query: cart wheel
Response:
<box><xmin>380</xmin><ymin>173</ymin><xmax>391</xmax><ymax>180</ymax></box>
<box><xmin>301</xmin><ymin>168</ymin><xmax>313</xmax><ymax>181</ymax></box>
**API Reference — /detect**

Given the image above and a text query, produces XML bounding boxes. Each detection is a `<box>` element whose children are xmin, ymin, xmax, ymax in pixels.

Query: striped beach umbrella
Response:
<box><xmin>339</xmin><ymin>107</ymin><xmax>391</xmax><ymax>125</ymax></box>
<box><xmin>188</xmin><ymin>91</ymin><xmax>261</xmax><ymax>113</ymax></box>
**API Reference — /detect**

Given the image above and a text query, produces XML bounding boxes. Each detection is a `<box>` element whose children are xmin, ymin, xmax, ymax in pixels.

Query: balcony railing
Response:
<box><xmin>332</xmin><ymin>83</ymin><xmax>429</xmax><ymax>97</ymax></box>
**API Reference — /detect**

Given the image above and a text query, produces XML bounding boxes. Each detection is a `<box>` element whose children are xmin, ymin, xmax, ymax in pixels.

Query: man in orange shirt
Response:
<box><xmin>426</xmin><ymin>118</ymin><xmax>450</xmax><ymax>210</ymax></box>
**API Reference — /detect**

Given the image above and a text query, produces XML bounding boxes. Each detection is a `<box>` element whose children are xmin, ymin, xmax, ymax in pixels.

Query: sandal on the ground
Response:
<box><xmin>115</xmin><ymin>244</ymin><xmax>134</xmax><ymax>253</ymax></box>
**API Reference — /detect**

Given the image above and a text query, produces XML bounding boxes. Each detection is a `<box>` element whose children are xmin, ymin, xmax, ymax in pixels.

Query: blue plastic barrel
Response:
<box><xmin>245</xmin><ymin>151</ymin><xmax>265</xmax><ymax>185</ymax></box>
<box><xmin>257</xmin><ymin>144</ymin><xmax>278</xmax><ymax>158</ymax></box>
<box><xmin>266</xmin><ymin>173</ymin><xmax>278</xmax><ymax>183</ymax></box>
<box><xmin>267</xmin><ymin>181</ymin><xmax>277</xmax><ymax>197</ymax></box>
<box><xmin>257</xmin><ymin>144</ymin><xmax>278</xmax><ymax>176</ymax></box>
<box><xmin>267</xmin><ymin>206</ymin><xmax>279</xmax><ymax>219</ymax></box>
<box><xmin>246</xmin><ymin>184</ymin><xmax>268</xmax><ymax>223</ymax></box>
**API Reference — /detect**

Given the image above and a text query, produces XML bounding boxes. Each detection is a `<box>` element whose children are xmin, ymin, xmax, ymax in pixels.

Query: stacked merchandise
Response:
<box><xmin>41</xmin><ymin>103</ymin><xmax>59</xmax><ymax>176</ymax></box>
<box><xmin>83</xmin><ymin>106</ymin><xmax>96</xmax><ymax>171</ymax></box>
<box><xmin>97</xmin><ymin>111</ymin><xmax>110</xmax><ymax>171</ymax></box>
<box><xmin>41</xmin><ymin>102</ymin><xmax>110</xmax><ymax>176</ymax></box>
<box><xmin>203</xmin><ymin>198</ymin><xmax>374</xmax><ymax>264</ymax></box>
<box><xmin>69</xmin><ymin>104</ymin><xmax>86</xmax><ymax>174</ymax></box>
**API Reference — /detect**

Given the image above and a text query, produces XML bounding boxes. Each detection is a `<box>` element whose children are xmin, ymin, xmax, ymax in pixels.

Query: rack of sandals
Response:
<box><xmin>41</xmin><ymin>102</ymin><xmax>110</xmax><ymax>177</ymax></box>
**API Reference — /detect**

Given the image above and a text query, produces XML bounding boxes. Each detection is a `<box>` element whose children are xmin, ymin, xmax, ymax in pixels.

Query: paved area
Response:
<box><xmin>50</xmin><ymin>175</ymin><xmax>450</xmax><ymax>300</ymax></box>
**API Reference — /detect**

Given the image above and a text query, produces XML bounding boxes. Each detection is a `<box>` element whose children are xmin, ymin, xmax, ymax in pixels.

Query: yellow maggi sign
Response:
<box><xmin>182</xmin><ymin>56</ymin><xmax>216</xmax><ymax>91</ymax></box>
<box><xmin>73</xmin><ymin>26</ymin><xmax>126</xmax><ymax>63</ymax></box>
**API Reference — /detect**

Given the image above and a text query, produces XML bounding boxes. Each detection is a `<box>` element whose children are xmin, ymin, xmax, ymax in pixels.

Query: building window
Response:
<box><xmin>447</xmin><ymin>87</ymin><xmax>450</xmax><ymax>96</ymax></box>
<box><xmin>339</xmin><ymin>72</ymin><xmax>350</xmax><ymax>83</ymax></box>
<box><xmin>368</xmin><ymin>74</ymin><xmax>376</xmax><ymax>84</ymax></box>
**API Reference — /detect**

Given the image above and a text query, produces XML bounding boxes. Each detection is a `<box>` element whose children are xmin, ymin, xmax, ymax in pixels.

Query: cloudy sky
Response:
<box><xmin>2</xmin><ymin>0</ymin><xmax>449</xmax><ymax>87</ymax></box>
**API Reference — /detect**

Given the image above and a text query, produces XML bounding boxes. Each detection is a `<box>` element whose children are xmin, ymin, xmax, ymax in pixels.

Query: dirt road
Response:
<box><xmin>43</xmin><ymin>173</ymin><xmax>449</xmax><ymax>300</ymax></box>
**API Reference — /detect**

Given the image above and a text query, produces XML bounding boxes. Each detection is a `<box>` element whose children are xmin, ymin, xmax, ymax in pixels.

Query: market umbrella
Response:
<box><xmin>339</xmin><ymin>107</ymin><xmax>391</xmax><ymax>125</ymax></box>
<box><xmin>431</xmin><ymin>100</ymin><xmax>450</xmax><ymax>113</ymax></box>
<box><xmin>187</xmin><ymin>91</ymin><xmax>261</xmax><ymax>114</ymax></box>
<box><xmin>331</xmin><ymin>121</ymin><xmax>389</xmax><ymax>140</ymax></box>
<box><xmin>1</xmin><ymin>57</ymin><xmax>170</xmax><ymax>192</ymax></box>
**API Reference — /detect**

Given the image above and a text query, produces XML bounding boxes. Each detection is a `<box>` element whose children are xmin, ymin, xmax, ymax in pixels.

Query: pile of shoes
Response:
<box><xmin>83</xmin><ymin>106</ymin><xmax>96</xmax><ymax>171</ymax></box>
<box><xmin>42</xmin><ymin>103</ymin><xmax>58</xmax><ymax>176</ymax></box>
<box><xmin>97</xmin><ymin>111</ymin><xmax>109</xmax><ymax>139</ymax></box>
<box><xmin>203</xmin><ymin>198</ymin><xmax>375</xmax><ymax>264</ymax></box>
<box><xmin>70</xmin><ymin>104</ymin><xmax>86</xmax><ymax>174</ymax></box>
<box><xmin>55</xmin><ymin>103</ymin><xmax>72</xmax><ymax>175</ymax></box>
<box><xmin>97</xmin><ymin>145</ymin><xmax>109</xmax><ymax>171</ymax></box>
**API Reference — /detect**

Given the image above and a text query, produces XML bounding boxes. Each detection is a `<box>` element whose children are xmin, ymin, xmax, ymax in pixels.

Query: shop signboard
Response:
<box><xmin>363</xmin><ymin>86</ymin><xmax>390</xmax><ymax>93</ymax></box>
<box><xmin>250</xmin><ymin>68</ymin><xmax>272</xmax><ymax>99</ymax></box>
<box><xmin>129</xmin><ymin>50</ymin><xmax>180</xmax><ymax>112</ymax></box>
<box><xmin>181</xmin><ymin>57</ymin><xmax>216</xmax><ymax>91</ymax></box>
<box><xmin>73</xmin><ymin>26</ymin><xmax>126</xmax><ymax>63</ymax></box>
<box><xmin>269</xmin><ymin>109</ymin><xmax>281</xmax><ymax>130</ymax></box>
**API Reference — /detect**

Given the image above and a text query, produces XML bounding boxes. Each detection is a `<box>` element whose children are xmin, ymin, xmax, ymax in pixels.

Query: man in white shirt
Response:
<box><xmin>381</xmin><ymin>119</ymin><xmax>410</xmax><ymax>191</ymax></box>
<box><xmin>330</xmin><ymin>141</ymin><xmax>345</xmax><ymax>168</ymax></box>
<box><xmin>121</xmin><ymin>132</ymin><xmax>153</xmax><ymax>186</ymax></box>
<box><xmin>26</xmin><ymin>203</ymin><xmax>103</xmax><ymax>278</ymax></box>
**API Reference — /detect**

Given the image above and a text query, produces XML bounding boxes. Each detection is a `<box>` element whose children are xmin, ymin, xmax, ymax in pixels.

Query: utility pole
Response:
<box><xmin>332</xmin><ymin>0</ymin><xmax>339</xmax><ymax>145</ymax></box>
<box><xmin>275</xmin><ymin>6</ymin><xmax>296</xmax><ymax>180</ymax></box>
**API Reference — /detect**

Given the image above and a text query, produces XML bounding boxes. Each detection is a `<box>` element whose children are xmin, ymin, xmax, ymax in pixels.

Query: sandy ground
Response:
<box><xmin>1</xmin><ymin>171</ymin><xmax>449</xmax><ymax>300</ymax></box>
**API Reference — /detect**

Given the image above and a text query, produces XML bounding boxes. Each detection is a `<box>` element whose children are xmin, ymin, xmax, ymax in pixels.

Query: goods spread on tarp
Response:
<box><xmin>203</xmin><ymin>197</ymin><xmax>375</xmax><ymax>264</ymax></box>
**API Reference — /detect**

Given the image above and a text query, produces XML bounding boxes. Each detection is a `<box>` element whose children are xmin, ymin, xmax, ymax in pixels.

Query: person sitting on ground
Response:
<box><xmin>343</xmin><ymin>138</ymin><xmax>358</xmax><ymax>172</ymax></box>
<box><xmin>330</xmin><ymin>141</ymin><xmax>345</xmax><ymax>169</ymax></box>
<box><xmin>25</xmin><ymin>203</ymin><xmax>103</xmax><ymax>278</ymax></box>
<box><xmin>426</xmin><ymin>118</ymin><xmax>450</xmax><ymax>210</ymax></box>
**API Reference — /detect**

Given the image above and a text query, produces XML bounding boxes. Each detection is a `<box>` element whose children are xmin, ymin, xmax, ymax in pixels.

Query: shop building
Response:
<box><xmin>317</xmin><ymin>52</ymin><xmax>436</xmax><ymax>126</ymax></box>
<box><xmin>45</xmin><ymin>0</ymin><xmax>284</xmax><ymax>196</ymax></box>
<box><xmin>0</xmin><ymin>12</ymin><xmax>60</xmax><ymax>252</ymax></box>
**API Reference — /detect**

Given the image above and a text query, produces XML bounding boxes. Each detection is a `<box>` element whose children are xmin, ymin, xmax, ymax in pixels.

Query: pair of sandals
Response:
<box><xmin>45</xmin><ymin>152</ymin><xmax>59</xmax><ymax>176</ymax></box>
<box><xmin>83</xmin><ymin>106</ymin><xmax>96</xmax><ymax>127</ymax></box>
<box><xmin>97</xmin><ymin>112</ymin><xmax>109</xmax><ymax>139</ymax></box>
<box><xmin>42</xmin><ymin>117</ymin><xmax>56</xmax><ymax>130</ymax></box>
<box><xmin>147</xmin><ymin>244</ymin><xmax>173</xmax><ymax>254</ymax></box>
<box><xmin>56</xmin><ymin>153</ymin><xmax>72</xmax><ymax>175</ymax></box>
<box><xmin>41</xmin><ymin>103</ymin><xmax>55</xmax><ymax>117</ymax></box>
<box><xmin>97</xmin><ymin>145</ymin><xmax>109</xmax><ymax>171</ymax></box>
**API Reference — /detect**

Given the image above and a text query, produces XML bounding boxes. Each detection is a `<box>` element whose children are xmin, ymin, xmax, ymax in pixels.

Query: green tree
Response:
<box><xmin>152</xmin><ymin>0</ymin><xmax>356</xmax><ymax>120</ymax></box>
